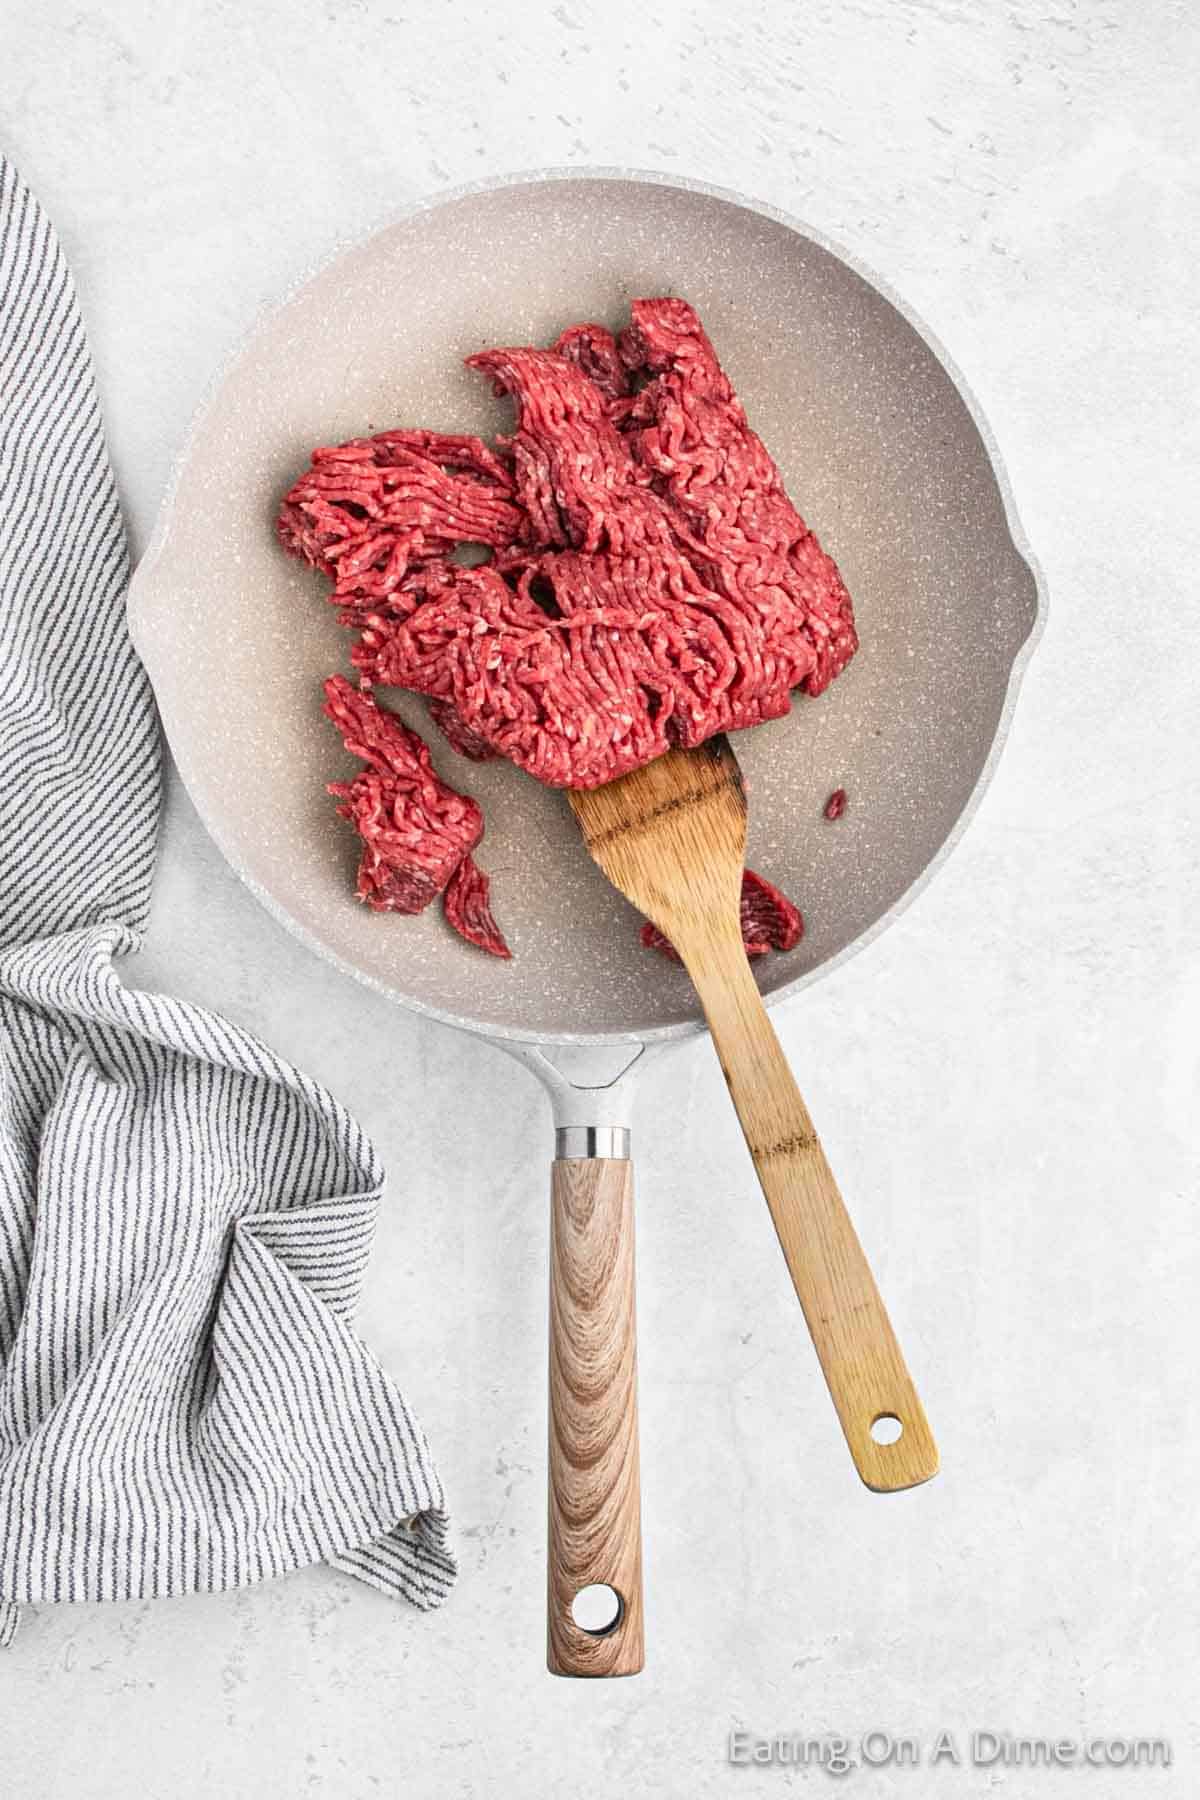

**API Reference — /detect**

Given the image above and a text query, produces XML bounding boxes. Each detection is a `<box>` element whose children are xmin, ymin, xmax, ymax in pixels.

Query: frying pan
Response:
<box><xmin>127</xmin><ymin>169</ymin><xmax>1042</xmax><ymax>1676</ymax></box>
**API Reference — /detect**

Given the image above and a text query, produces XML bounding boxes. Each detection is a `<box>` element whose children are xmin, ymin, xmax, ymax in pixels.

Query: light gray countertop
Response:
<box><xmin>2</xmin><ymin>3</ymin><xmax>1198</xmax><ymax>1795</ymax></box>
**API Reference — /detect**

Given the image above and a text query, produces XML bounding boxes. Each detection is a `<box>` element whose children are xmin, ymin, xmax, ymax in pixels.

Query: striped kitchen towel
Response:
<box><xmin>0</xmin><ymin>155</ymin><xmax>455</xmax><ymax>1645</ymax></box>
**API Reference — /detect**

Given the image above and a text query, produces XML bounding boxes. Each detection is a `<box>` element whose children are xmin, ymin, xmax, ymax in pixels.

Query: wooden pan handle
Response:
<box><xmin>547</xmin><ymin>1156</ymin><xmax>644</xmax><ymax>1677</ymax></box>
<box><xmin>688</xmin><ymin>941</ymin><xmax>938</xmax><ymax>1492</ymax></box>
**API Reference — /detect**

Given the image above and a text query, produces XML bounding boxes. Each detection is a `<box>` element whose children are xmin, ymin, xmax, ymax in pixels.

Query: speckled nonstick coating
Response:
<box><xmin>128</xmin><ymin>170</ymin><xmax>1042</xmax><ymax>1046</ymax></box>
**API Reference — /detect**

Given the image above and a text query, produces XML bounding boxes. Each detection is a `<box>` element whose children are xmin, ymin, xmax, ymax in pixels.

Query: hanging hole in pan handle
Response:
<box><xmin>571</xmin><ymin>1584</ymin><xmax>625</xmax><ymax>1638</ymax></box>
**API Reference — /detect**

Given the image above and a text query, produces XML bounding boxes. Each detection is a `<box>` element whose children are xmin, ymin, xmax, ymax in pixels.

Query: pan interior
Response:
<box><xmin>131</xmin><ymin>176</ymin><xmax>1036</xmax><ymax>1043</ymax></box>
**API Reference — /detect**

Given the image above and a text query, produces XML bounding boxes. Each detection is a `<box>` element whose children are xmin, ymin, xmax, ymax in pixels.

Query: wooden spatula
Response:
<box><xmin>569</xmin><ymin>734</ymin><xmax>938</xmax><ymax>1494</ymax></box>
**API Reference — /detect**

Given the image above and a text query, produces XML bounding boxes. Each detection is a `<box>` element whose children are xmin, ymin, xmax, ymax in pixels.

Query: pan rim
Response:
<box><xmin>128</xmin><ymin>164</ymin><xmax>1048</xmax><ymax>1048</ymax></box>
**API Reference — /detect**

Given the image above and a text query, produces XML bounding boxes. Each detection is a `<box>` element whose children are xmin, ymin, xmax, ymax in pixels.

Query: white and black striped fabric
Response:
<box><xmin>0</xmin><ymin>155</ymin><xmax>454</xmax><ymax>1645</ymax></box>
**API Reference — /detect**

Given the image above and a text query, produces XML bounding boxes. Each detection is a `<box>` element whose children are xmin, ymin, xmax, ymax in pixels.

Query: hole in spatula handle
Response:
<box><xmin>870</xmin><ymin>1413</ymin><xmax>904</xmax><ymax>1446</ymax></box>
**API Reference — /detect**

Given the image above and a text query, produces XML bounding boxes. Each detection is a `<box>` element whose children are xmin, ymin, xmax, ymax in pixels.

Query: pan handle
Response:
<box><xmin>547</xmin><ymin>1130</ymin><xmax>644</xmax><ymax>1677</ymax></box>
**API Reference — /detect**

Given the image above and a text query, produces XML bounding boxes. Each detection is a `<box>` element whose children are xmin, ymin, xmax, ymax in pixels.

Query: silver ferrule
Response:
<box><xmin>555</xmin><ymin>1125</ymin><xmax>631</xmax><ymax>1161</ymax></box>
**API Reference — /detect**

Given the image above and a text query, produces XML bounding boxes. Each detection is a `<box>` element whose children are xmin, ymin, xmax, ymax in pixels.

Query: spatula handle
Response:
<box><xmin>689</xmin><ymin>942</ymin><xmax>938</xmax><ymax>1492</ymax></box>
<box><xmin>547</xmin><ymin>1154</ymin><xmax>644</xmax><ymax>1676</ymax></box>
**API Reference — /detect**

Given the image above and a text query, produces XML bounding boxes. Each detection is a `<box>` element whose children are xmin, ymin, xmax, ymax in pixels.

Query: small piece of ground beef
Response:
<box><xmin>824</xmin><ymin>787</ymin><xmax>848</xmax><ymax>821</ymax></box>
<box><xmin>442</xmin><ymin>854</ymin><xmax>511</xmax><ymax>959</ymax></box>
<box><xmin>324</xmin><ymin>675</ymin><xmax>482</xmax><ymax>913</ymax></box>
<box><xmin>640</xmin><ymin>868</ymin><xmax>804</xmax><ymax>964</ymax></box>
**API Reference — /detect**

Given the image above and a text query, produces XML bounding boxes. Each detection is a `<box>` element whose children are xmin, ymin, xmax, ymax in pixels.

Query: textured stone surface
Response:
<box><xmin>2</xmin><ymin>2</ymin><xmax>1198</xmax><ymax>1796</ymax></box>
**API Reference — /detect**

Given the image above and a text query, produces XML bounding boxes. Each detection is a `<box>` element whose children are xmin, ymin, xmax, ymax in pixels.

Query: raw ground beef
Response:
<box><xmin>278</xmin><ymin>430</ymin><xmax>523</xmax><ymax>601</ymax></box>
<box><xmin>281</xmin><ymin>299</ymin><xmax>854</xmax><ymax>958</ymax></box>
<box><xmin>442</xmin><ymin>855</ymin><xmax>511</xmax><ymax>960</ymax></box>
<box><xmin>344</xmin><ymin>301</ymin><xmax>857</xmax><ymax>789</ymax></box>
<box><xmin>824</xmin><ymin>786</ymin><xmax>848</xmax><ymax>821</ymax></box>
<box><xmin>641</xmin><ymin>869</ymin><xmax>804</xmax><ymax>964</ymax></box>
<box><xmin>324</xmin><ymin>675</ymin><xmax>490</xmax><ymax>927</ymax></box>
<box><xmin>425</xmin><ymin>695</ymin><xmax>498</xmax><ymax>762</ymax></box>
